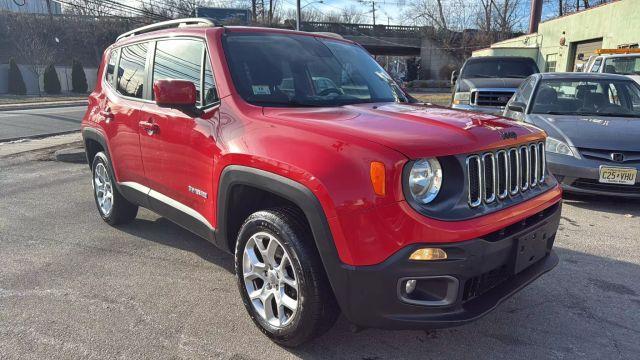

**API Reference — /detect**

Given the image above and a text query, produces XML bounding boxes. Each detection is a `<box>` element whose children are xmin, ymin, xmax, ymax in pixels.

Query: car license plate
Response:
<box><xmin>599</xmin><ymin>166</ymin><xmax>637</xmax><ymax>185</ymax></box>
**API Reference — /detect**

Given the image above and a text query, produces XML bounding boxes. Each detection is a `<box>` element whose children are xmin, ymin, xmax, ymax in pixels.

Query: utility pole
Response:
<box><xmin>371</xmin><ymin>1</ymin><xmax>376</xmax><ymax>25</ymax></box>
<box><xmin>359</xmin><ymin>0</ymin><xmax>377</xmax><ymax>25</ymax></box>
<box><xmin>296</xmin><ymin>0</ymin><xmax>301</xmax><ymax>30</ymax></box>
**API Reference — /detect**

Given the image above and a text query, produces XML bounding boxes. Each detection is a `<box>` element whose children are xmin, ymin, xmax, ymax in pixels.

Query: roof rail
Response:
<box><xmin>116</xmin><ymin>18</ymin><xmax>216</xmax><ymax>42</ymax></box>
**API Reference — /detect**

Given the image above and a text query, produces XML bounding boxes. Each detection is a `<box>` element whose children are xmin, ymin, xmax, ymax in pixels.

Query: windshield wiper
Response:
<box><xmin>594</xmin><ymin>112</ymin><xmax>639</xmax><ymax>118</ymax></box>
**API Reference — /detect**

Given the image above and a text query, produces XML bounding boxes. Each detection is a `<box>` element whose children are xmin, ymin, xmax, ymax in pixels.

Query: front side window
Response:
<box><xmin>530</xmin><ymin>79</ymin><xmax>640</xmax><ymax>117</ymax></box>
<box><xmin>603</xmin><ymin>56</ymin><xmax>640</xmax><ymax>75</ymax></box>
<box><xmin>153</xmin><ymin>39</ymin><xmax>204</xmax><ymax>105</ymax></box>
<box><xmin>223</xmin><ymin>33</ymin><xmax>408</xmax><ymax>107</ymax></box>
<box><xmin>590</xmin><ymin>58</ymin><xmax>602</xmax><ymax>72</ymax></box>
<box><xmin>105</xmin><ymin>48</ymin><xmax>118</xmax><ymax>86</ymax></box>
<box><xmin>117</xmin><ymin>43</ymin><xmax>148</xmax><ymax>99</ymax></box>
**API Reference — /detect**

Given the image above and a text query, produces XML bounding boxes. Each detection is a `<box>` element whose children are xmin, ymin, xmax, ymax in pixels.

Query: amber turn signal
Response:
<box><xmin>409</xmin><ymin>248</ymin><xmax>448</xmax><ymax>261</ymax></box>
<box><xmin>370</xmin><ymin>161</ymin><xmax>386</xmax><ymax>196</ymax></box>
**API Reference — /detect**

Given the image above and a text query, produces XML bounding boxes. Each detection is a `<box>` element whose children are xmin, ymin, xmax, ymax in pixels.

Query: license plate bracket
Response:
<box><xmin>513</xmin><ymin>230</ymin><xmax>548</xmax><ymax>274</ymax></box>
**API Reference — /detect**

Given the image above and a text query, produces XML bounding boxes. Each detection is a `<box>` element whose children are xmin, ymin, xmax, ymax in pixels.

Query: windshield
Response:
<box><xmin>531</xmin><ymin>79</ymin><xmax>640</xmax><ymax>117</ymax></box>
<box><xmin>461</xmin><ymin>59</ymin><xmax>538</xmax><ymax>79</ymax></box>
<box><xmin>603</xmin><ymin>56</ymin><xmax>640</xmax><ymax>75</ymax></box>
<box><xmin>222</xmin><ymin>33</ymin><xmax>409</xmax><ymax>107</ymax></box>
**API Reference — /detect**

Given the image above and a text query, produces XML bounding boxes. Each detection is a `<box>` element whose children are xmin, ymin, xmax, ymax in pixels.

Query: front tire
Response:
<box><xmin>235</xmin><ymin>208</ymin><xmax>339</xmax><ymax>347</ymax></box>
<box><xmin>91</xmin><ymin>152</ymin><xmax>138</xmax><ymax>225</ymax></box>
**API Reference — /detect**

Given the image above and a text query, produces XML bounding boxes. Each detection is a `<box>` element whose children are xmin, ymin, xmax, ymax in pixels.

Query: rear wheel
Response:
<box><xmin>91</xmin><ymin>152</ymin><xmax>138</xmax><ymax>225</ymax></box>
<box><xmin>235</xmin><ymin>208</ymin><xmax>339</xmax><ymax>347</ymax></box>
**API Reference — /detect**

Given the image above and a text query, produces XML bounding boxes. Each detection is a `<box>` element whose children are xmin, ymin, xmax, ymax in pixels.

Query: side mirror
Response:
<box><xmin>153</xmin><ymin>79</ymin><xmax>197</xmax><ymax>108</ymax></box>
<box><xmin>507</xmin><ymin>102</ymin><xmax>526</xmax><ymax>113</ymax></box>
<box><xmin>450</xmin><ymin>70</ymin><xmax>459</xmax><ymax>86</ymax></box>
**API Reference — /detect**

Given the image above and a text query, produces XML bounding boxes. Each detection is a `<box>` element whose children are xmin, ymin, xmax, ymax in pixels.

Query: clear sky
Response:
<box><xmin>280</xmin><ymin>0</ymin><xmax>561</xmax><ymax>28</ymax></box>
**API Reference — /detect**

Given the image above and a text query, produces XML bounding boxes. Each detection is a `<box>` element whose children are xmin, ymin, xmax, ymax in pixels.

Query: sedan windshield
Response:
<box><xmin>531</xmin><ymin>79</ymin><xmax>640</xmax><ymax>117</ymax></box>
<box><xmin>603</xmin><ymin>56</ymin><xmax>640</xmax><ymax>75</ymax></box>
<box><xmin>222</xmin><ymin>32</ymin><xmax>409</xmax><ymax>107</ymax></box>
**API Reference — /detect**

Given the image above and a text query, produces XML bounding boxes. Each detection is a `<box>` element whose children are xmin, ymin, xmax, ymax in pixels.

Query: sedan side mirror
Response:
<box><xmin>507</xmin><ymin>102</ymin><xmax>526</xmax><ymax>113</ymax></box>
<box><xmin>153</xmin><ymin>79</ymin><xmax>197</xmax><ymax>108</ymax></box>
<box><xmin>450</xmin><ymin>70</ymin><xmax>459</xmax><ymax>86</ymax></box>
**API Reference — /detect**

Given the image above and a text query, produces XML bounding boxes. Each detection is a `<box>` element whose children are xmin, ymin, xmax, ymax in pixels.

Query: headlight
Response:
<box><xmin>452</xmin><ymin>92</ymin><xmax>470</xmax><ymax>105</ymax></box>
<box><xmin>408</xmin><ymin>158</ymin><xmax>442</xmax><ymax>204</ymax></box>
<box><xmin>546</xmin><ymin>137</ymin><xmax>575</xmax><ymax>157</ymax></box>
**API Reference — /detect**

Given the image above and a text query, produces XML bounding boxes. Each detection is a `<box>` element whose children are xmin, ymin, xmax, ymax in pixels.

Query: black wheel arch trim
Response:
<box><xmin>216</xmin><ymin>165</ymin><xmax>353</xmax><ymax>314</ymax></box>
<box><xmin>81</xmin><ymin>127</ymin><xmax>110</xmax><ymax>167</ymax></box>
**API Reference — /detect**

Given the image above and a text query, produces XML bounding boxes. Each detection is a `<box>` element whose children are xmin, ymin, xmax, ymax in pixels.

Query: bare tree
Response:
<box><xmin>6</xmin><ymin>15</ymin><xmax>59</xmax><ymax>95</ymax></box>
<box><xmin>63</xmin><ymin>0</ymin><xmax>113</xmax><ymax>17</ymax></box>
<box><xmin>340</xmin><ymin>5</ymin><xmax>366</xmax><ymax>24</ymax></box>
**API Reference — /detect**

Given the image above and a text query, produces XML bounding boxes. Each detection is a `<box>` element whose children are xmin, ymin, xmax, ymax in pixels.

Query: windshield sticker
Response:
<box><xmin>252</xmin><ymin>85</ymin><xmax>271</xmax><ymax>95</ymax></box>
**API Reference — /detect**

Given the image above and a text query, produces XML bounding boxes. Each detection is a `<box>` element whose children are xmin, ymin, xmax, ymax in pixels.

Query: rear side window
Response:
<box><xmin>105</xmin><ymin>49</ymin><xmax>118</xmax><ymax>86</ymax></box>
<box><xmin>153</xmin><ymin>39</ymin><xmax>204</xmax><ymax>105</ymax></box>
<box><xmin>117</xmin><ymin>42</ymin><xmax>149</xmax><ymax>99</ymax></box>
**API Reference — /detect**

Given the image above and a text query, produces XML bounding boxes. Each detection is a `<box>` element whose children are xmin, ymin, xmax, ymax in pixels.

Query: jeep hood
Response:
<box><xmin>457</xmin><ymin>78</ymin><xmax>525</xmax><ymax>92</ymax></box>
<box><xmin>263</xmin><ymin>103</ymin><xmax>544</xmax><ymax>159</ymax></box>
<box><xmin>527</xmin><ymin>113</ymin><xmax>640</xmax><ymax>151</ymax></box>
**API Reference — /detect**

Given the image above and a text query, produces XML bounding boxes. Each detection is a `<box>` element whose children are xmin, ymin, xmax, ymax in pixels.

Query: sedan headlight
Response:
<box><xmin>452</xmin><ymin>92</ymin><xmax>470</xmax><ymax>105</ymax></box>
<box><xmin>546</xmin><ymin>137</ymin><xmax>575</xmax><ymax>157</ymax></box>
<box><xmin>408</xmin><ymin>158</ymin><xmax>443</xmax><ymax>204</ymax></box>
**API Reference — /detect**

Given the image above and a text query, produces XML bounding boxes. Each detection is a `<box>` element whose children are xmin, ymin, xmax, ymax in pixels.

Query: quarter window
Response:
<box><xmin>117</xmin><ymin>43</ymin><xmax>149</xmax><ymax>99</ymax></box>
<box><xmin>203</xmin><ymin>51</ymin><xmax>218</xmax><ymax>106</ymax></box>
<box><xmin>153</xmin><ymin>39</ymin><xmax>204</xmax><ymax>105</ymax></box>
<box><xmin>105</xmin><ymin>49</ymin><xmax>118</xmax><ymax>86</ymax></box>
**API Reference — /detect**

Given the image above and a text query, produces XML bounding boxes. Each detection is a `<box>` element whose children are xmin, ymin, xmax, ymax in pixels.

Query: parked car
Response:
<box><xmin>82</xmin><ymin>18</ymin><xmax>562</xmax><ymax>347</ymax></box>
<box><xmin>582</xmin><ymin>50</ymin><xmax>640</xmax><ymax>84</ymax></box>
<box><xmin>504</xmin><ymin>72</ymin><xmax>640</xmax><ymax>197</ymax></box>
<box><xmin>451</xmin><ymin>56</ymin><xmax>539</xmax><ymax>115</ymax></box>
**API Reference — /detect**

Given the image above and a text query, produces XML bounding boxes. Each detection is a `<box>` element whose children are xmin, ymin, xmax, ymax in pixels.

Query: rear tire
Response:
<box><xmin>91</xmin><ymin>152</ymin><xmax>138</xmax><ymax>225</ymax></box>
<box><xmin>234</xmin><ymin>207</ymin><xmax>339</xmax><ymax>347</ymax></box>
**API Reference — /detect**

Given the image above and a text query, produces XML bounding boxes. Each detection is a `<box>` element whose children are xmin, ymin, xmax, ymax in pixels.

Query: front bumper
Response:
<box><xmin>334</xmin><ymin>202</ymin><xmax>561</xmax><ymax>329</ymax></box>
<box><xmin>451</xmin><ymin>103</ymin><xmax>506</xmax><ymax>116</ymax></box>
<box><xmin>548</xmin><ymin>153</ymin><xmax>640</xmax><ymax>198</ymax></box>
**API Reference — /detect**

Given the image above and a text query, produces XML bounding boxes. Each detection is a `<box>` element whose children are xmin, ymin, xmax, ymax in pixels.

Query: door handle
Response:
<box><xmin>139</xmin><ymin>120</ymin><xmax>159</xmax><ymax>135</ymax></box>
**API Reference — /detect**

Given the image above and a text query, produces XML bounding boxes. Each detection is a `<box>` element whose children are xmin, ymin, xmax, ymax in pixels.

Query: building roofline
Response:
<box><xmin>540</xmin><ymin>0</ymin><xmax>621</xmax><ymax>25</ymax></box>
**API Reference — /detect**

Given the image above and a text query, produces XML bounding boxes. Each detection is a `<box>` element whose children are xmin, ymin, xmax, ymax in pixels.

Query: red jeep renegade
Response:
<box><xmin>81</xmin><ymin>18</ymin><xmax>562</xmax><ymax>346</ymax></box>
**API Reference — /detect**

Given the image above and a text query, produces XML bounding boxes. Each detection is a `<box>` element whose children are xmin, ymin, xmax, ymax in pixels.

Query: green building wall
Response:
<box><xmin>472</xmin><ymin>0</ymin><xmax>640</xmax><ymax>72</ymax></box>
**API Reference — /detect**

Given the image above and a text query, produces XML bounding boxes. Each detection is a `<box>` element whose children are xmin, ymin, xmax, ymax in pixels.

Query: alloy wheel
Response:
<box><xmin>242</xmin><ymin>232</ymin><xmax>299</xmax><ymax>327</ymax></box>
<box><xmin>94</xmin><ymin>162</ymin><xmax>114</xmax><ymax>216</ymax></box>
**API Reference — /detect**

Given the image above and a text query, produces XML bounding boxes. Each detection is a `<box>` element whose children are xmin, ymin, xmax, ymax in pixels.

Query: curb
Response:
<box><xmin>0</xmin><ymin>100</ymin><xmax>87</xmax><ymax>112</ymax></box>
<box><xmin>0</xmin><ymin>130</ymin><xmax>80</xmax><ymax>144</ymax></box>
<box><xmin>54</xmin><ymin>147</ymin><xmax>87</xmax><ymax>164</ymax></box>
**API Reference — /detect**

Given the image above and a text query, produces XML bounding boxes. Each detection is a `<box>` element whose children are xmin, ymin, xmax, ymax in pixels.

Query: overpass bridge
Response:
<box><xmin>299</xmin><ymin>22</ymin><xmax>423</xmax><ymax>56</ymax></box>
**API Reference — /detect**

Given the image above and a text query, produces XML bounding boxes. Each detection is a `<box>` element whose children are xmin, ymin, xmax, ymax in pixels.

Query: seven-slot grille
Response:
<box><xmin>467</xmin><ymin>142</ymin><xmax>546</xmax><ymax>208</ymax></box>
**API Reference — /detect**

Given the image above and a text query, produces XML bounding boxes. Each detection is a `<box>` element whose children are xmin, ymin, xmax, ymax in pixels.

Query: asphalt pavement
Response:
<box><xmin>1</xmin><ymin>156</ymin><xmax>639</xmax><ymax>359</ymax></box>
<box><xmin>0</xmin><ymin>106</ymin><xmax>86</xmax><ymax>142</ymax></box>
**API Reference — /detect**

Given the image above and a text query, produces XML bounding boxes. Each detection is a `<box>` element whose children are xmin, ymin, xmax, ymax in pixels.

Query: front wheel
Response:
<box><xmin>235</xmin><ymin>208</ymin><xmax>339</xmax><ymax>347</ymax></box>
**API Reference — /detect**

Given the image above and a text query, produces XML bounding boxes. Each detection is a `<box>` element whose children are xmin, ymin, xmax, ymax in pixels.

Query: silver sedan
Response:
<box><xmin>503</xmin><ymin>72</ymin><xmax>640</xmax><ymax>198</ymax></box>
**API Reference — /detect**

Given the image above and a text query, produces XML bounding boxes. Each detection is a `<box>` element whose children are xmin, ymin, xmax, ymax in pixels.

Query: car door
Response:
<box><xmin>139</xmin><ymin>37</ymin><xmax>221</xmax><ymax>234</ymax></box>
<box><xmin>96</xmin><ymin>45</ymin><xmax>148</xmax><ymax>186</ymax></box>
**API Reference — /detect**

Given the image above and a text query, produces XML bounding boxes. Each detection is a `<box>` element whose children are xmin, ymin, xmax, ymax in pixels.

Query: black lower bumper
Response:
<box><xmin>334</xmin><ymin>202</ymin><xmax>561</xmax><ymax>330</ymax></box>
